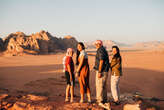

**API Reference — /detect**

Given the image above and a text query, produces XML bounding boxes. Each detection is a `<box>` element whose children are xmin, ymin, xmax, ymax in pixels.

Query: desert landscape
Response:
<box><xmin>0</xmin><ymin>31</ymin><xmax>164</xmax><ymax>110</ymax></box>
<box><xmin>1</xmin><ymin>0</ymin><xmax>164</xmax><ymax>109</ymax></box>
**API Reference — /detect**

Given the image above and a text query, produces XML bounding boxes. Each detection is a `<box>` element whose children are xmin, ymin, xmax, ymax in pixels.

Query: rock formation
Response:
<box><xmin>0</xmin><ymin>37</ymin><xmax>3</xmax><ymax>51</ymax></box>
<box><xmin>1</xmin><ymin>30</ymin><xmax>78</xmax><ymax>56</ymax></box>
<box><xmin>0</xmin><ymin>92</ymin><xmax>161</xmax><ymax>110</ymax></box>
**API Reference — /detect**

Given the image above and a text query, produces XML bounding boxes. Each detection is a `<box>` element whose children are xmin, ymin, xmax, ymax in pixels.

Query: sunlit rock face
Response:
<box><xmin>1</xmin><ymin>30</ymin><xmax>78</xmax><ymax>56</ymax></box>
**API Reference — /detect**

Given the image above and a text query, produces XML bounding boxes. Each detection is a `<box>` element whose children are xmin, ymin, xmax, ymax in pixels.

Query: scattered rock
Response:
<box><xmin>0</xmin><ymin>92</ymin><xmax>161</xmax><ymax>110</ymax></box>
<box><xmin>5</xmin><ymin>103</ymin><xmax>13</xmax><ymax>109</ymax></box>
<box><xmin>123</xmin><ymin>103</ymin><xmax>141</xmax><ymax>110</ymax></box>
<box><xmin>58</xmin><ymin>102</ymin><xmax>104</xmax><ymax>110</ymax></box>
<box><xmin>0</xmin><ymin>94</ymin><xmax>9</xmax><ymax>100</ymax></box>
<box><xmin>27</xmin><ymin>104</ymin><xmax>53</xmax><ymax>110</ymax></box>
<box><xmin>26</xmin><ymin>94</ymin><xmax>48</xmax><ymax>101</ymax></box>
<box><xmin>12</xmin><ymin>101</ymin><xmax>28</xmax><ymax>110</ymax></box>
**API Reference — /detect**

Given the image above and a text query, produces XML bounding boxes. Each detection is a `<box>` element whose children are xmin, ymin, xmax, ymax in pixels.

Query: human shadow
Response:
<box><xmin>1</xmin><ymin>65</ymin><xmax>164</xmax><ymax>99</ymax></box>
<box><xmin>89</xmin><ymin>67</ymin><xmax>164</xmax><ymax>99</ymax></box>
<box><xmin>0</xmin><ymin>64</ymin><xmax>63</xmax><ymax>88</ymax></box>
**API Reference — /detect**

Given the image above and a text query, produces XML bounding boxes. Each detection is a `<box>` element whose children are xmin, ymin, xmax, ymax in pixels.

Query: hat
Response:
<box><xmin>94</xmin><ymin>40</ymin><xmax>103</xmax><ymax>46</ymax></box>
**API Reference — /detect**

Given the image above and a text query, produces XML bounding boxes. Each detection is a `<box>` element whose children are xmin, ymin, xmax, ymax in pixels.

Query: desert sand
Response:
<box><xmin>0</xmin><ymin>50</ymin><xmax>164</xmax><ymax>109</ymax></box>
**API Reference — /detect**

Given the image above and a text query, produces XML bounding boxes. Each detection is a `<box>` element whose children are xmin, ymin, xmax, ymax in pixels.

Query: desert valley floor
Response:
<box><xmin>0</xmin><ymin>50</ymin><xmax>164</xmax><ymax>109</ymax></box>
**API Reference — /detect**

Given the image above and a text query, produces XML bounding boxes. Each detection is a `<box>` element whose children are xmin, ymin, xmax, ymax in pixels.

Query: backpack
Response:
<box><xmin>62</xmin><ymin>56</ymin><xmax>66</xmax><ymax>72</ymax></box>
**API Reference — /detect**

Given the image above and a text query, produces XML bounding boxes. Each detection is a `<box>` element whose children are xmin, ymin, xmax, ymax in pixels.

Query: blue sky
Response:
<box><xmin>0</xmin><ymin>0</ymin><xmax>164</xmax><ymax>44</ymax></box>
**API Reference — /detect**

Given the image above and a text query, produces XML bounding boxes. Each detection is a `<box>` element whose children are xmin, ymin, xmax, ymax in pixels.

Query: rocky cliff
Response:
<box><xmin>0</xmin><ymin>37</ymin><xmax>4</xmax><ymax>51</ymax></box>
<box><xmin>0</xmin><ymin>30</ymin><xmax>78</xmax><ymax>56</ymax></box>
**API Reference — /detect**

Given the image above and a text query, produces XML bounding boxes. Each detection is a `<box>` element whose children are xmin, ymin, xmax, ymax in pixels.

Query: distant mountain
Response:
<box><xmin>85</xmin><ymin>40</ymin><xmax>164</xmax><ymax>50</ymax></box>
<box><xmin>132</xmin><ymin>41</ymin><xmax>164</xmax><ymax>49</ymax></box>
<box><xmin>0</xmin><ymin>30</ymin><xmax>78</xmax><ymax>56</ymax></box>
<box><xmin>1</xmin><ymin>31</ymin><xmax>164</xmax><ymax>56</ymax></box>
<box><xmin>84</xmin><ymin>40</ymin><xmax>128</xmax><ymax>49</ymax></box>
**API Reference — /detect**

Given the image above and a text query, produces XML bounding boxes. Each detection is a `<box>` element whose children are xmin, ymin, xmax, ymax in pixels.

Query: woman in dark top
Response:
<box><xmin>110</xmin><ymin>46</ymin><xmax>122</xmax><ymax>105</ymax></box>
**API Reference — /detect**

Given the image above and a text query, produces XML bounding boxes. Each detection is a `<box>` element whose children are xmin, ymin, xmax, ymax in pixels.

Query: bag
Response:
<box><xmin>62</xmin><ymin>56</ymin><xmax>66</xmax><ymax>72</ymax></box>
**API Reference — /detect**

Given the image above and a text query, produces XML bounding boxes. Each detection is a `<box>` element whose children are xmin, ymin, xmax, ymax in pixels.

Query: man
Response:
<box><xmin>94</xmin><ymin>40</ymin><xmax>110</xmax><ymax>104</ymax></box>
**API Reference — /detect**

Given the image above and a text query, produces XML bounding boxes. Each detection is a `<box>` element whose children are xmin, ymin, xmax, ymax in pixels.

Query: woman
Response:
<box><xmin>64</xmin><ymin>48</ymin><xmax>75</xmax><ymax>102</ymax></box>
<box><xmin>110</xmin><ymin>46</ymin><xmax>122</xmax><ymax>105</ymax></box>
<box><xmin>76</xmin><ymin>42</ymin><xmax>91</xmax><ymax>103</ymax></box>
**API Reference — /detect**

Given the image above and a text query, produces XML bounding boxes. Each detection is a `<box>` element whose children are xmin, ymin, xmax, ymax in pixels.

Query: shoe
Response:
<box><xmin>113</xmin><ymin>101</ymin><xmax>120</xmax><ymax>105</ymax></box>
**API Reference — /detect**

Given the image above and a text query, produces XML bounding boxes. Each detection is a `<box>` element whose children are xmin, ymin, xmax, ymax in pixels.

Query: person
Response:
<box><xmin>76</xmin><ymin>42</ymin><xmax>91</xmax><ymax>103</ymax></box>
<box><xmin>110</xmin><ymin>46</ymin><xmax>122</xmax><ymax>105</ymax></box>
<box><xmin>64</xmin><ymin>48</ymin><xmax>75</xmax><ymax>102</ymax></box>
<box><xmin>93</xmin><ymin>40</ymin><xmax>110</xmax><ymax>104</ymax></box>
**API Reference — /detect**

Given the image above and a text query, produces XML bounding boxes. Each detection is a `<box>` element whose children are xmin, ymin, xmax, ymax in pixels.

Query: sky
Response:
<box><xmin>0</xmin><ymin>0</ymin><xmax>164</xmax><ymax>44</ymax></box>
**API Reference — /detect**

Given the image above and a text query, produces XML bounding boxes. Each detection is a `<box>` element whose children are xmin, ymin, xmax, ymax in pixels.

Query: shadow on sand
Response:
<box><xmin>0</xmin><ymin>65</ymin><xmax>164</xmax><ymax>99</ymax></box>
<box><xmin>90</xmin><ymin>67</ymin><xmax>164</xmax><ymax>99</ymax></box>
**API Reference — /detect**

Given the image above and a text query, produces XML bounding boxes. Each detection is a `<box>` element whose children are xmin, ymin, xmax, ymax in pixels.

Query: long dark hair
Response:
<box><xmin>112</xmin><ymin>45</ymin><xmax>121</xmax><ymax>61</ymax></box>
<box><xmin>76</xmin><ymin>42</ymin><xmax>85</xmax><ymax>65</ymax></box>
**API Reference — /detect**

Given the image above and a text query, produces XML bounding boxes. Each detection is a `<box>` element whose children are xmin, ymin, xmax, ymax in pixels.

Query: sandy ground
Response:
<box><xmin>0</xmin><ymin>50</ymin><xmax>164</xmax><ymax>109</ymax></box>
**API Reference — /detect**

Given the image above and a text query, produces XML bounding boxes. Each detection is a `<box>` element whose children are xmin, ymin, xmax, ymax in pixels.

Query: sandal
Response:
<box><xmin>80</xmin><ymin>99</ymin><xmax>84</xmax><ymax>103</ymax></box>
<box><xmin>88</xmin><ymin>99</ymin><xmax>92</xmax><ymax>103</ymax></box>
<box><xmin>65</xmin><ymin>98</ymin><xmax>69</xmax><ymax>102</ymax></box>
<box><xmin>70</xmin><ymin>98</ymin><xmax>74</xmax><ymax>103</ymax></box>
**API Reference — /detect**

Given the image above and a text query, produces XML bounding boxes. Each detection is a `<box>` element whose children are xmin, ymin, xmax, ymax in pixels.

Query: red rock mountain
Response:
<box><xmin>1</xmin><ymin>30</ymin><xmax>78</xmax><ymax>56</ymax></box>
<box><xmin>0</xmin><ymin>37</ymin><xmax>3</xmax><ymax>51</ymax></box>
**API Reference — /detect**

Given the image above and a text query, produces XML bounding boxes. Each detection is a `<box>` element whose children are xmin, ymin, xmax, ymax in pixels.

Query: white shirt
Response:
<box><xmin>79</xmin><ymin>50</ymin><xmax>88</xmax><ymax>59</ymax></box>
<box><xmin>62</xmin><ymin>56</ymin><xmax>66</xmax><ymax>72</ymax></box>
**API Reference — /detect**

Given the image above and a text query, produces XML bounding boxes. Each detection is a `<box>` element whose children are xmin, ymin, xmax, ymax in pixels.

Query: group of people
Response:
<box><xmin>63</xmin><ymin>40</ymin><xmax>122</xmax><ymax>105</ymax></box>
